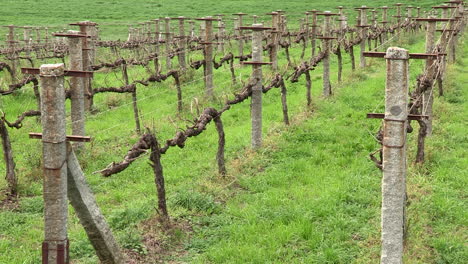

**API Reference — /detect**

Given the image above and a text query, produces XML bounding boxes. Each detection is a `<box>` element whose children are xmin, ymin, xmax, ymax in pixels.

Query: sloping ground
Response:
<box><xmin>0</xmin><ymin>17</ymin><xmax>464</xmax><ymax>264</ymax></box>
<box><xmin>184</xmin><ymin>41</ymin><xmax>467</xmax><ymax>263</ymax></box>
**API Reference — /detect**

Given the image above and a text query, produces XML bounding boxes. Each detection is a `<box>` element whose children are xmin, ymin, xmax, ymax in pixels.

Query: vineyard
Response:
<box><xmin>0</xmin><ymin>0</ymin><xmax>466</xmax><ymax>263</ymax></box>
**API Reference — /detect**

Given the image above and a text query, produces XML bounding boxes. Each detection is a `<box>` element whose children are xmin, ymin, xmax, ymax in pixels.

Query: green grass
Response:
<box><xmin>1</xmin><ymin>0</ymin><xmax>466</xmax><ymax>263</ymax></box>
<box><xmin>0</xmin><ymin>0</ymin><xmax>443</xmax><ymax>40</ymax></box>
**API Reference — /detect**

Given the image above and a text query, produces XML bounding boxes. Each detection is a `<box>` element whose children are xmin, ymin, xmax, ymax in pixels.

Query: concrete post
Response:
<box><xmin>270</xmin><ymin>12</ymin><xmax>279</xmax><ymax>70</ymax></box>
<box><xmin>6</xmin><ymin>25</ymin><xmax>16</xmax><ymax>80</ymax></box>
<box><xmin>305</xmin><ymin>12</ymin><xmax>310</xmax><ymax>46</ymax></box>
<box><xmin>177</xmin><ymin>17</ymin><xmax>187</xmax><ymax>70</ymax></box>
<box><xmin>77</xmin><ymin>22</ymin><xmax>95</xmax><ymax>111</ymax></box>
<box><xmin>216</xmin><ymin>15</ymin><xmax>225</xmax><ymax>53</ymax></box>
<box><xmin>153</xmin><ymin>19</ymin><xmax>161</xmax><ymax>72</ymax></box>
<box><xmin>45</xmin><ymin>27</ymin><xmax>49</xmax><ymax>47</ymax></box>
<box><xmin>395</xmin><ymin>3</ymin><xmax>403</xmax><ymax>43</ymax></box>
<box><xmin>337</xmin><ymin>9</ymin><xmax>346</xmax><ymax>82</ymax></box>
<box><xmin>382</xmin><ymin>7</ymin><xmax>389</xmax><ymax>42</ymax></box>
<box><xmin>67</xmin><ymin>143</ymin><xmax>124</xmax><ymax>264</ymax></box>
<box><xmin>381</xmin><ymin>47</ymin><xmax>409</xmax><ymax>264</ymax></box>
<box><xmin>67</xmin><ymin>31</ymin><xmax>86</xmax><ymax>149</ymax></box>
<box><xmin>35</xmin><ymin>27</ymin><xmax>41</xmax><ymax>44</ymax></box>
<box><xmin>407</xmin><ymin>6</ymin><xmax>413</xmax><ymax>22</ymax></box>
<box><xmin>145</xmin><ymin>21</ymin><xmax>152</xmax><ymax>42</ymax></box>
<box><xmin>423</xmin><ymin>19</ymin><xmax>437</xmax><ymax>136</ymax></box>
<box><xmin>164</xmin><ymin>17</ymin><xmax>172</xmax><ymax>70</ymax></box>
<box><xmin>40</xmin><ymin>63</ymin><xmax>68</xmax><ymax>264</ymax></box>
<box><xmin>23</xmin><ymin>27</ymin><xmax>32</xmax><ymax>60</ymax></box>
<box><xmin>203</xmin><ymin>17</ymin><xmax>214</xmax><ymax>97</ymax></box>
<box><xmin>360</xmin><ymin>7</ymin><xmax>368</xmax><ymax>68</ymax></box>
<box><xmin>436</xmin><ymin>7</ymin><xmax>450</xmax><ymax>96</ymax></box>
<box><xmin>322</xmin><ymin>12</ymin><xmax>332</xmax><ymax>97</ymax></box>
<box><xmin>189</xmin><ymin>20</ymin><xmax>195</xmax><ymax>38</ymax></box>
<box><xmin>310</xmin><ymin>10</ymin><xmax>319</xmax><ymax>58</ymax></box>
<box><xmin>200</xmin><ymin>22</ymin><xmax>206</xmax><ymax>41</ymax></box>
<box><xmin>234</xmin><ymin>13</ymin><xmax>246</xmax><ymax>57</ymax></box>
<box><xmin>251</xmin><ymin>24</ymin><xmax>264</xmax><ymax>149</ymax></box>
<box><xmin>88</xmin><ymin>24</ymin><xmax>97</xmax><ymax>67</ymax></box>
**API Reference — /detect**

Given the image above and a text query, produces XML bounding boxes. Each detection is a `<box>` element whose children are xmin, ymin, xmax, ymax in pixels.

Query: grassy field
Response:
<box><xmin>1</xmin><ymin>0</ymin><xmax>466</xmax><ymax>263</ymax></box>
<box><xmin>0</xmin><ymin>0</ymin><xmax>445</xmax><ymax>40</ymax></box>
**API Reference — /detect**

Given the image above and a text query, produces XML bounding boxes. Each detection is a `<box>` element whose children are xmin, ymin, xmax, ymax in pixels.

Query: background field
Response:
<box><xmin>0</xmin><ymin>0</ymin><xmax>447</xmax><ymax>39</ymax></box>
<box><xmin>1</xmin><ymin>0</ymin><xmax>467</xmax><ymax>263</ymax></box>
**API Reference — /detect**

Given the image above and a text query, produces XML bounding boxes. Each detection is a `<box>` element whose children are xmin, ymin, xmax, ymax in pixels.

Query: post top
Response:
<box><xmin>40</xmin><ymin>63</ymin><xmax>65</xmax><ymax>76</ymax></box>
<box><xmin>385</xmin><ymin>47</ymin><xmax>409</xmax><ymax>60</ymax></box>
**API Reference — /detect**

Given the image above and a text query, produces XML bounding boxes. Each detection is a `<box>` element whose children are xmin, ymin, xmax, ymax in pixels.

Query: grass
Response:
<box><xmin>0</xmin><ymin>0</ymin><xmax>444</xmax><ymax>40</ymax></box>
<box><xmin>1</xmin><ymin>0</ymin><xmax>466</xmax><ymax>263</ymax></box>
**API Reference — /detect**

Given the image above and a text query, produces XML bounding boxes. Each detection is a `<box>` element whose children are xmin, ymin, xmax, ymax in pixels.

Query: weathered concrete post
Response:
<box><xmin>22</xmin><ymin>26</ymin><xmax>32</xmax><ymax>63</ymax></box>
<box><xmin>205</xmin><ymin>17</ymin><xmax>214</xmax><ymax>97</ymax></box>
<box><xmin>164</xmin><ymin>17</ymin><xmax>172</xmax><ymax>70</ymax></box>
<box><xmin>174</xmin><ymin>17</ymin><xmax>187</xmax><ymax>70</ymax></box>
<box><xmin>337</xmin><ymin>7</ymin><xmax>347</xmax><ymax>82</ymax></box>
<box><xmin>371</xmin><ymin>9</ymin><xmax>379</xmax><ymax>48</ymax></box>
<box><xmin>44</xmin><ymin>27</ymin><xmax>50</xmax><ymax>47</ymax></box>
<box><xmin>189</xmin><ymin>20</ymin><xmax>195</xmax><ymax>38</ymax></box>
<box><xmin>305</xmin><ymin>11</ymin><xmax>311</xmax><ymax>46</ymax></box>
<box><xmin>40</xmin><ymin>63</ymin><xmax>69</xmax><ymax>264</ymax></box>
<box><xmin>73</xmin><ymin>21</ymin><xmax>97</xmax><ymax>111</ymax></box>
<box><xmin>423</xmin><ymin>18</ymin><xmax>437</xmax><ymax>136</ymax></box>
<box><xmin>447</xmin><ymin>2</ymin><xmax>461</xmax><ymax>63</ymax></box>
<box><xmin>249</xmin><ymin>24</ymin><xmax>267</xmax><ymax>149</ymax></box>
<box><xmin>216</xmin><ymin>14</ymin><xmax>225</xmax><ymax>53</ymax></box>
<box><xmin>6</xmin><ymin>25</ymin><xmax>17</xmax><ymax>80</ymax></box>
<box><xmin>35</xmin><ymin>27</ymin><xmax>41</xmax><ymax>45</ymax></box>
<box><xmin>406</xmin><ymin>6</ymin><xmax>413</xmax><ymax>27</ymax></box>
<box><xmin>153</xmin><ymin>19</ymin><xmax>161</xmax><ymax>73</ymax></box>
<box><xmin>197</xmin><ymin>17</ymin><xmax>216</xmax><ymax>97</ymax></box>
<box><xmin>88</xmin><ymin>24</ymin><xmax>98</xmax><ymax>67</ymax></box>
<box><xmin>395</xmin><ymin>3</ymin><xmax>404</xmax><ymax>43</ymax></box>
<box><xmin>416</xmin><ymin>7</ymin><xmax>422</xmax><ymax>30</ymax></box>
<box><xmin>381</xmin><ymin>6</ymin><xmax>389</xmax><ymax>42</ymax></box>
<box><xmin>145</xmin><ymin>21</ymin><xmax>152</xmax><ymax>42</ymax></box>
<box><xmin>269</xmin><ymin>12</ymin><xmax>280</xmax><ymax>70</ymax></box>
<box><xmin>358</xmin><ymin>6</ymin><xmax>370</xmax><ymax>68</ymax></box>
<box><xmin>67</xmin><ymin>143</ymin><xmax>124</xmax><ymax>264</ymax></box>
<box><xmin>381</xmin><ymin>47</ymin><xmax>409</xmax><ymax>264</ymax></box>
<box><xmin>67</xmin><ymin>31</ymin><xmax>86</xmax><ymax>149</ymax></box>
<box><xmin>434</xmin><ymin>5</ymin><xmax>452</xmax><ymax>96</ymax></box>
<box><xmin>234</xmin><ymin>13</ymin><xmax>247</xmax><ymax>57</ymax></box>
<box><xmin>319</xmin><ymin>11</ymin><xmax>338</xmax><ymax>97</ymax></box>
<box><xmin>309</xmin><ymin>10</ymin><xmax>320</xmax><ymax>58</ymax></box>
